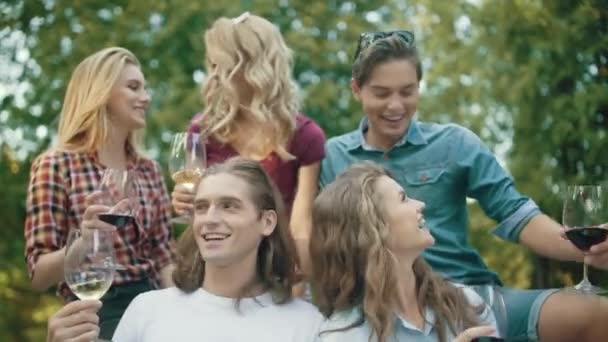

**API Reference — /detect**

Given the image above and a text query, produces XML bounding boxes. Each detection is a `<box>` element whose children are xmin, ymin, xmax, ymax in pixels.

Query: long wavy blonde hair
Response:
<box><xmin>173</xmin><ymin>157</ymin><xmax>300</xmax><ymax>303</ymax></box>
<box><xmin>310</xmin><ymin>163</ymin><xmax>480</xmax><ymax>342</ymax></box>
<box><xmin>199</xmin><ymin>13</ymin><xmax>299</xmax><ymax>160</ymax></box>
<box><xmin>56</xmin><ymin>47</ymin><xmax>143</xmax><ymax>154</ymax></box>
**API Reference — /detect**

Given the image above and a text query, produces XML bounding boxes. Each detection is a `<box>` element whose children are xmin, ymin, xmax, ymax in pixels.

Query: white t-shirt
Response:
<box><xmin>113</xmin><ymin>287</ymin><xmax>324</xmax><ymax>342</ymax></box>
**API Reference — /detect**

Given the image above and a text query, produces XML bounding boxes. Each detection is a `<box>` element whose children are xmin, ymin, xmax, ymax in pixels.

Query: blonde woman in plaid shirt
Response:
<box><xmin>25</xmin><ymin>47</ymin><xmax>175</xmax><ymax>340</ymax></box>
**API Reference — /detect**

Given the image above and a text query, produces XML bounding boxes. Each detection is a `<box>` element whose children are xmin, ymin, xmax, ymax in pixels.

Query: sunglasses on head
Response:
<box><xmin>353</xmin><ymin>30</ymin><xmax>415</xmax><ymax>61</ymax></box>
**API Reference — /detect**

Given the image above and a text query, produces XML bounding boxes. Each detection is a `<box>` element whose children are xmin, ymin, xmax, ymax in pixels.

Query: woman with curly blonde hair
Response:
<box><xmin>310</xmin><ymin>162</ymin><xmax>497</xmax><ymax>342</ymax></box>
<box><xmin>172</xmin><ymin>13</ymin><xmax>325</xmax><ymax>275</ymax></box>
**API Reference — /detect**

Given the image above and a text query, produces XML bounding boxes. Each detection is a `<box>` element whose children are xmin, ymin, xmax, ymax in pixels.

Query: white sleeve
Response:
<box><xmin>111</xmin><ymin>294</ymin><xmax>146</xmax><ymax>342</ymax></box>
<box><xmin>309</xmin><ymin>312</ymin><xmax>325</xmax><ymax>342</ymax></box>
<box><xmin>460</xmin><ymin>286</ymin><xmax>499</xmax><ymax>332</ymax></box>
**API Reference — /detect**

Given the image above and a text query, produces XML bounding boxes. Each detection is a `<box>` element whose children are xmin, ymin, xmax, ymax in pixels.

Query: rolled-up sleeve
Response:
<box><xmin>319</xmin><ymin>140</ymin><xmax>339</xmax><ymax>189</ymax></box>
<box><xmin>24</xmin><ymin>153</ymin><xmax>68</xmax><ymax>279</ymax></box>
<box><xmin>460</xmin><ymin>128</ymin><xmax>541</xmax><ymax>242</ymax></box>
<box><xmin>492</xmin><ymin>199</ymin><xmax>541</xmax><ymax>241</ymax></box>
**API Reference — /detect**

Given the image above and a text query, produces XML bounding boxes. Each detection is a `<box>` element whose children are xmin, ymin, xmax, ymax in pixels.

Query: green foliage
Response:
<box><xmin>1</xmin><ymin>0</ymin><xmax>606</xmax><ymax>340</ymax></box>
<box><xmin>408</xmin><ymin>0</ymin><xmax>607</xmax><ymax>288</ymax></box>
<box><xmin>1</xmin><ymin>1</ymin><xmax>388</xmax><ymax>339</ymax></box>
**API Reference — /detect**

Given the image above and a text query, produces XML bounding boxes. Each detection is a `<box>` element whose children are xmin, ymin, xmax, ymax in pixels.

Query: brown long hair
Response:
<box><xmin>310</xmin><ymin>163</ymin><xmax>480</xmax><ymax>342</ymax></box>
<box><xmin>172</xmin><ymin>157</ymin><xmax>299</xmax><ymax>303</ymax></box>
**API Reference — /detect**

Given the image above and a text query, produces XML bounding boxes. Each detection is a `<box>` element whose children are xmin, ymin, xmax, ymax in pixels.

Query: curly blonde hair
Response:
<box><xmin>56</xmin><ymin>47</ymin><xmax>144</xmax><ymax>154</ymax></box>
<box><xmin>310</xmin><ymin>163</ymin><xmax>480</xmax><ymax>342</ymax></box>
<box><xmin>199</xmin><ymin>13</ymin><xmax>299</xmax><ymax>160</ymax></box>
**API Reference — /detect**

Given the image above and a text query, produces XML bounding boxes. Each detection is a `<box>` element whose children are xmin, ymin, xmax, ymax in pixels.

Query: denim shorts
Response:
<box><xmin>499</xmin><ymin>286</ymin><xmax>559</xmax><ymax>341</ymax></box>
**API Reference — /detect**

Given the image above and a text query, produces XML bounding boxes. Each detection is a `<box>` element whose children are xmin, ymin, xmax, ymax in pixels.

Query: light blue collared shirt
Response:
<box><xmin>317</xmin><ymin>285</ymin><xmax>498</xmax><ymax>341</ymax></box>
<box><xmin>320</xmin><ymin>118</ymin><xmax>540</xmax><ymax>285</ymax></box>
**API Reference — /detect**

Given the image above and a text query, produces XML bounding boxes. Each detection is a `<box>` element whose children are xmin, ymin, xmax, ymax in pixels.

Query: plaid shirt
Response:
<box><xmin>24</xmin><ymin>148</ymin><xmax>175</xmax><ymax>300</ymax></box>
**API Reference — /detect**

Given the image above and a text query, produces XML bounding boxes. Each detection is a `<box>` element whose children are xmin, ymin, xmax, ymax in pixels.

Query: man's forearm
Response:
<box><xmin>518</xmin><ymin>214</ymin><xmax>583</xmax><ymax>262</ymax></box>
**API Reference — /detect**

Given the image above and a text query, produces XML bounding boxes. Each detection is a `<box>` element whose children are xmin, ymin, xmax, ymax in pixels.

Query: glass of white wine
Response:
<box><xmin>168</xmin><ymin>132</ymin><xmax>206</xmax><ymax>224</ymax></box>
<box><xmin>64</xmin><ymin>228</ymin><xmax>115</xmax><ymax>341</ymax></box>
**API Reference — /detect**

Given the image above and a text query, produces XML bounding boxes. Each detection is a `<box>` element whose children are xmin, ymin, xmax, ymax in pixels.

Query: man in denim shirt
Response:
<box><xmin>320</xmin><ymin>30</ymin><xmax>608</xmax><ymax>341</ymax></box>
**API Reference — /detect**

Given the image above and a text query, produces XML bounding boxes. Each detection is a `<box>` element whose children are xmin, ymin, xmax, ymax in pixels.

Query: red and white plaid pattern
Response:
<box><xmin>24</xmin><ymin>148</ymin><xmax>175</xmax><ymax>300</ymax></box>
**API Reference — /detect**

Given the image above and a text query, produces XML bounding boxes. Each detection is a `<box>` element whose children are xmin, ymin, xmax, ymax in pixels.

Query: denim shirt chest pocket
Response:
<box><xmin>399</xmin><ymin>166</ymin><xmax>450</xmax><ymax>207</ymax></box>
<box><xmin>392</xmin><ymin>130</ymin><xmax>459</xmax><ymax>208</ymax></box>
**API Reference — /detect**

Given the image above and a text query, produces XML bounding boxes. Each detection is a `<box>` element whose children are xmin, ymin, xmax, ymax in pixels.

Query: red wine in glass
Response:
<box><xmin>565</xmin><ymin>226</ymin><xmax>608</xmax><ymax>252</ymax></box>
<box><xmin>562</xmin><ymin>185</ymin><xmax>607</xmax><ymax>294</ymax></box>
<box><xmin>97</xmin><ymin>169</ymin><xmax>138</xmax><ymax>229</ymax></box>
<box><xmin>98</xmin><ymin>214</ymin><xmax>135</xmax><ymax>229</ymax></box>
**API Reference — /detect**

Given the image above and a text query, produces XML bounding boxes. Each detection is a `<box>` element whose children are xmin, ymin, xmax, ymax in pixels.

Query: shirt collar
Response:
<box><xmin>91</xmin><ymin>142</ymin><xmax>140</xmax><ymax>171</ymax></box>
<box><xmin>346</xmin><ymin>116</ymin><xmax>427</xmax><ymax>151</ymax></box>
<box><xmin>396</xmin><ymin>306</ymin><xmax>435</xmax><ymax>336</ymax></box>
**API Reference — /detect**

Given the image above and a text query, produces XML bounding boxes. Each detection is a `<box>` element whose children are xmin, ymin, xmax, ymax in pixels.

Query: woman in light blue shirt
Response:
<box><xmin>310</xmin><ymin>163</ymin><xmax>497</xmax><ymax>342</ymax></box>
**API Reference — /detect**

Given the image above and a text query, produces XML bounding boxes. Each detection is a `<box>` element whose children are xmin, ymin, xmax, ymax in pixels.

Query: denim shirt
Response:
<box><xmin>319</xmin><ymin>118</ymin><xmax>540</xmax><ymax>285</ymax></box>
<box><xmin>317</xmin><ymin>285</ymin><xmax>497</xmax><ymax>342</ymax></box>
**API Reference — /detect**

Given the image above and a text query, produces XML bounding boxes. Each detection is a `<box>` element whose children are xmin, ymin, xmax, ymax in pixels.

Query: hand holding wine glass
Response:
<box><xmin>96</xmin><ymin>169</ymin><xmax>139</xmax><ymax>229</ymax></box>
<box><xmin>562</xmin><ymin>184</ymin><xmax>608</xmax><ymax>294</ymax></box>
<box><xmin>47</xmin><ymin>300</ymin><xmax>101</xmax><ymax>342</ymax></box>
<box><xmin>169</xmin><ymin>132</ymin><xmax>206</xmax><ymax>224</ymax></box>
<box><xmin>64</xmin><ymin>227</ymin><xmax>114</xmax><ymax>341</ymax></box>
<box><xmin>82</xmin><ymin>191</ymin><xmax>116</xmax><ymax>233</ymax></box>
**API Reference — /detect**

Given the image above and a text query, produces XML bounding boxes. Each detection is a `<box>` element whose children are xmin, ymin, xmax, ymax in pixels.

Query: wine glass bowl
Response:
<box><xmin>97</xmin><ymin>169</ymin><xmax>139</xmax><ymax>229</ymax></box>
<box><xmin>64</xmin><ymin>228</ymin><xmax>115</xmax><ymax>300</ymax></box>
<box><xmin>168</xmin><ymin>132</ymin><xmax>206</xmax><ymax>224</ymax></box>
<box><xmin>562</xmin><ymin>184</ymin><xmax>608</xmax><ymax>294</ymax></box>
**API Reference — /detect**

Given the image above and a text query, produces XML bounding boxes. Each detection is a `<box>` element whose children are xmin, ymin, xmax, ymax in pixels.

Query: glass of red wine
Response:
<box><xmin>97</xmin><ymin>169</ymin><xmax>139</xmax><ymax>229</ymax></box>
<box><xmin>562</xmin><ymin>184</ymin><xmax>608</xmax><ymax>294</ymax></box>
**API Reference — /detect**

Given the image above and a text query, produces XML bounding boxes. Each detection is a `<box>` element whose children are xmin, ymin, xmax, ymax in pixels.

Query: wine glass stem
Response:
<box><xmin>582</xmin><ymin>263</ymin><xmax>591</xmax><ymax>286</ymax></box>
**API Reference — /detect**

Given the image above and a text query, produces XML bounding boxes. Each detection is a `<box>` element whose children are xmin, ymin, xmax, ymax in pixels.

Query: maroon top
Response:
<box><xmin>188</xmin><ymin>114</ymin><xmax>326</xmax><ymax>212</ymax></box>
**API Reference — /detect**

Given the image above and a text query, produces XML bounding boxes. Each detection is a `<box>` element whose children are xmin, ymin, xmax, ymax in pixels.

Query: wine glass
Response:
<box><xmin>562</xmin><ymin>185</ymin><xmax>608</xmax><ymax>294</ymax></box>
<box><xmin>64</xmin><ymin>228</ymin><xmax>115</xmax><ymax>341</ymax></box>
<box><xmin>97</xmin><ymin>169</ymin><xmax>139</xmax><ymax>229</ymax></box>
<box><xmin>168</xmin><ymin>132</ymin><xmax>206</xmax><ymax>224</ymax></box>
<box><xmin>470</xmin><ymin>285</ymin><xmax>508</xmax><ymax>341</ymax></box>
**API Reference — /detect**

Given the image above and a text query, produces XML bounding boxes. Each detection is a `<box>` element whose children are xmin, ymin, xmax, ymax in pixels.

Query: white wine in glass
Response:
<box><xmin>171</xmin><ymin>169</ymin><xmax>204</xmax><ymax>192</ymax></box>
<box><xmin>65</xmin><ymin>228</ymin><xmax>115</xmax><ymax>300</ymax></box>
<box><xmin>169</xmin><ymin>132</ymin><xmax>206</xmax><ymax>224</ymax></box>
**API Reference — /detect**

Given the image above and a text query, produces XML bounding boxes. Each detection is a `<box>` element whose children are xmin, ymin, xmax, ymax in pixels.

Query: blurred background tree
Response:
<box><xmin>1</xmin><ymin>0</ymin><xmax>606</xmax><ymax>340</ymax></box>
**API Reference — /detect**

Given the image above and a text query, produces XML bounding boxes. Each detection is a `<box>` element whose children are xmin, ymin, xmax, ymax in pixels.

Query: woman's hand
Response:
<box><xmin>171</xmin><ymin>183</ymin><xmax>195</xmax><ymax>215</ymax></box>
<box><xmin>453</xmin><ymin>325</ymin><xmax>497</xmax><ymax>342</ymax></box>
<box><xmin>81</xmin><ymin>191</ymin><xmax>115</xmax><ymax>232</ymax></box>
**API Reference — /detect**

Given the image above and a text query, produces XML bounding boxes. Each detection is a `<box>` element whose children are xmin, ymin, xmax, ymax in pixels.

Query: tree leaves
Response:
<box><xmin>1</xmin><ymin>0</ymin><xmax>606</xmax><ymax>339</ymax></box>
